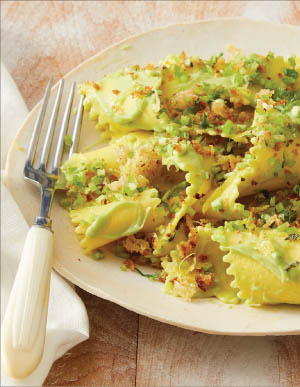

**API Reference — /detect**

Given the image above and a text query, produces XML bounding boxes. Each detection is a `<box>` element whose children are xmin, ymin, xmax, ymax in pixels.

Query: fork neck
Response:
<box><xmin>34</xmin><ymin>188</ymin><xmax>54</xmax><ymax>231</ymax></box>
<box><xmin>34</xmin><ymin>216</ymin><xmax>52</xmax><ymax>231</ymax></box>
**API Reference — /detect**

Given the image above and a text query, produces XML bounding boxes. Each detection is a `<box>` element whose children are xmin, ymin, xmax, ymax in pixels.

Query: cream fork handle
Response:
<box><xmin>2</xmin><ymin>226</ymin><xmax>53</xmax><ymax>379</ymax></box>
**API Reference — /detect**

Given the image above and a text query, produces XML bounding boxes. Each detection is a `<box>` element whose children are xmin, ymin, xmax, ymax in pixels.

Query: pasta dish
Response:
<box><xmin>57</xmin><ymin>47</ymin><xmax>300</xmax><ymax>306</ymax></box>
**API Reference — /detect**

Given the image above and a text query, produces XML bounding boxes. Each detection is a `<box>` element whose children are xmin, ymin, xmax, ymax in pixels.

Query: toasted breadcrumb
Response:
<box><xmin>124</xmin><ymin>259</ymin><xmax>135</xmax><ymax>271</ymax></box>
<box><xmin>123</xmin><ymin>235</ymin><xmax>152</xmax><ymax>256</ymax></box>
<box><xmin>178</xmin><ymin>215</ymin><xmax>197</xmax><ymax>258</ymax></box>
<box><xmin>195</xmin><ymin>272</ymin><xmax>214</xmax><ymax>292</ymax></box>
<box><xmin>218</xmin><ymin>154</ymin><xmax>242</xmax><ymax>172</ymax></box>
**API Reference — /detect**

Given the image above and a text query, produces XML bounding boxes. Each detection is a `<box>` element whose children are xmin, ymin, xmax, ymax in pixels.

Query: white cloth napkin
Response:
<box><xmin>1</xmin><ymin>62</ymin><xmax>89</xmax><ymax>386</ymax></box>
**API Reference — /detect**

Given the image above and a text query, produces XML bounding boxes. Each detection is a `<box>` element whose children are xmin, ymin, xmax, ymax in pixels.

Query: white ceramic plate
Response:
<box><xmin>5</xmin><ymin>19</ymin><xmax>300</xmax><ymax>335</ymax></box>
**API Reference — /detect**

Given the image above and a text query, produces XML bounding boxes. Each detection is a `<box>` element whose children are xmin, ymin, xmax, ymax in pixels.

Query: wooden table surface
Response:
<box><xmin>2</xmin><ymin>1</ymin><xmax>300</xmax><ymax>386</ymax></box>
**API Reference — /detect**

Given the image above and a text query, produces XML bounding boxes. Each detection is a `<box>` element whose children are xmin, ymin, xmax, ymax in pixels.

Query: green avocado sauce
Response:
<box><xmin>86</xmin><ymin>201</ymin><xmax>150</xmax><ymax>239</ymax></box>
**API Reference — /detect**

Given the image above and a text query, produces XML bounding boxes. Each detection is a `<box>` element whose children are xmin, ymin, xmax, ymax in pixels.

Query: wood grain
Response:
<box><xmin>1</xmin><ymin>1</ymin><xmax>300</xmax><ymax>386</ymax></box>
<box><xmin>1</xmin><ymin>0</ymin><xmax>246</xmax><ymax>109</ymax></box>
<box><xmin>2</xmin><ymin>1</ymin><xmax>299</xmax><ymax>110</ymax></box>
<box><xmin>136</xmin><ymin>317</ymin><xmax>300</xmax><ymax>387</ymax></box>
<box><xmin>44</xmin><ymin>288</ymin><xmax>138</xmax><ymax>387</ymax></box>
<box><xmin>2</xmin><ymin>0</ymin><xmax>299</xmax><ymax>111</ymax></box>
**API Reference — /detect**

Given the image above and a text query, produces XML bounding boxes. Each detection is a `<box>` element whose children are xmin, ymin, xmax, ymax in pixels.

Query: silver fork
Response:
<box><xmin>1</xmin><ymin>78</ymin><xmax>84</xmax><ymax>379</ymax></box>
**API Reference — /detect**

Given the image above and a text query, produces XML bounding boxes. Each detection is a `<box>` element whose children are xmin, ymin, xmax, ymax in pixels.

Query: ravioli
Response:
<box><xmin>58</xmin><ymin>48</ymin><xmax>300</xmax><ymax>306</ymax></box>
<box><xmin>79</xmin><ymin>66</ymin><xmax>163</xmax><ymax>135</ymax></box>
<box><xmin>71</xmin><ymin>189</ymin><xmax>164</xmax><ymax>252</ymax></box>
<box><xmin>213</xmin><ymin>227</ymin><xmax>300</xmax><ymax>305</ymax></box>
<box><xmin>162</xmin><ymin>225</ymin><xmax>239</xmax><ymax>303</ymax></box>
<box><xmin>202</xmin><ymin>138</ymin><xmax>300</xmax><ymax>220</ymax></box>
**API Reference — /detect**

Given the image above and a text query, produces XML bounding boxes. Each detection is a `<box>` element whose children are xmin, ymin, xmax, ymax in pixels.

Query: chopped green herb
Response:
<box><xmin>288</xmin><ymin>56</ymin><xmax>296</xmax><ymax>67</ymax></box>
<box><xmin>72</xmin><ymin>195</ymin><xmax>86</xmax><ymax>209</ymax></box>
<box><xmin>283</xmin><ymin>68</ymin><xmax>299</xmax><ymax>79</ymax></box>
<box><xmin>275</xmin><ymin>202</ymin><xmax>284</xmax><ymax>213</ymax></box>
<box><xmin>222</xmin><ymin>120</ymin><xmax>234</xmax><ymax>135</ymax></box>
<box><xmin>60</xmin><ymin>198</ymin><xmax>71</xmax><ymax>209</ymax></box>
<box><xmin>270</xmin><ymin>196</ymin><xmax>276</xmax><ymax>206</ymax></box>
<box><xmin>234</xmin><ymin>73</ymin><xmax>244</xmax><ymax>87</ymax></box>
<box><xmin>174</xmin><ymin>65</ymin><xmax>183</xmax><ymax>79</ymax></box>
<box><xmin>146</xmin><ymin>89</ymin><xmax>155</xmax><ymax>97</ymax></box>
<box><xmin>293</xmin><ymin>184</ymin><xmax>300</xmax><ymax>196</ymax></box>
<box><xmin>202</xmin><ymin>112</ymin><xmax>209</xmax><ymax>128</ymax></box>
<box><xmin>276</xmin><ymin>222</ymin><xmax>298</xmax><ymax>234</ymax></box>
<box><xmin>203</xmin><ymin>262</ymin><xmax>213</xmax><ymax>273</ymax></box>
<box><xmin>123</xmin><ymin>181</ymin><xmax>137</xmax><ymax>197</ymax></box>
<box><xmin>276</xmin><ymin>222</ymin><xmax>290</xmax><ymax>232</ymax></box>
<box><xmin>64</xmin><ymin>135</ymin><xmax>73</xmax><ymax>149</ymax></box>
<box><xmin>283</xmin><ymin>209</ymin><xmax>297</xmax><ymax>223</ymax></box>
<box><xmin>226</xmin><ymin>221</ymin><xmax>246</xmax><ymax>232</ymax></box>
<box><xmin>180</xmin><ymin>115</ymin><xmax>191</xmax><ymax>126</ymax></box>
<box><xmin>92</xmin><ymin>250</ymin><xmax>104</xmax><ymax>260</ymax></box>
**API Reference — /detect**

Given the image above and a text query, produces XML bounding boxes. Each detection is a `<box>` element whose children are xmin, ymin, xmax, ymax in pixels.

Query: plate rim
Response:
<box><xmin>54</xmin><ymin>260</ymin><xmax>300</xmax><ymax>336</ymax></box>
<box><xmin>5</xmin><ymin>18</ymin><xmax>300</xmax><ymax>336</ymax></box>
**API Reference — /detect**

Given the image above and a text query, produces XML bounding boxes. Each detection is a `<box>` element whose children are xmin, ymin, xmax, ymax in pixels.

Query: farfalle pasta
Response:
<box><xmin>58</xmin><ymin>49</ymin><xmax>300</xmax><ymax>306</ymax></box>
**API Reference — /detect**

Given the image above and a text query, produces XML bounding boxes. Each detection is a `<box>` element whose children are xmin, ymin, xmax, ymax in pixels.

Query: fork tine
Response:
<box><xmin>26</xmin><ymin>77</ymin><xmax>53</xmax><ymax>167</ymax></box>
<box><xmin>51</xmin><ymin>81</ymin><xmax>76</xmax><ymax>175</ymax></box>
<box><xmin>39</xmin><ymin>79</ymin><xmax>64</xmax><ymax>171</ymax></box>
<box><xmin>69</xmin><ymin>94</ymin><xmax>84</xmax><ymax>158</ymax></box>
